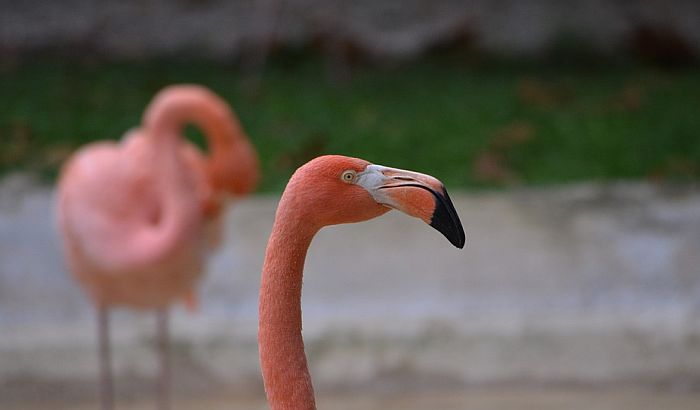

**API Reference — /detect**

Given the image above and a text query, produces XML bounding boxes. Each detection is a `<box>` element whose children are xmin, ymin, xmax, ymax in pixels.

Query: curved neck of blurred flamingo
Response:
<box><xmin>144</xmin><ymin>89</ymin><xmax>259</xmax><ymax>196</ymax></box>
<box><xmin>128</xmin><ymin>118</ymin><xmax>200</xmax><ymax>267</ymax></box>
<box><xmin>259</xmin><ymin>190</ymin><xmax>321</xmax><ymax>410</ymax></box>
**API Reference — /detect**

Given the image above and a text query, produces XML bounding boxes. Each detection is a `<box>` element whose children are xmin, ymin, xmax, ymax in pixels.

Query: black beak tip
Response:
<box><xmin>429</xmin><ymin>187</ymin><xmax>466</xmax><ymax>249</ymax></box>
<box><xmin>452</xmin><ymin>233</ymin><xmax>466</xmax><ymax>249</ymax></box>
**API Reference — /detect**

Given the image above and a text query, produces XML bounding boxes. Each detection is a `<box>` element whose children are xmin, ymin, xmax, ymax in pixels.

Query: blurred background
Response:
<box><xmin>1</xmin><ymin>0</ymin><xmax>700</xmax><ymax>409</ymax></box>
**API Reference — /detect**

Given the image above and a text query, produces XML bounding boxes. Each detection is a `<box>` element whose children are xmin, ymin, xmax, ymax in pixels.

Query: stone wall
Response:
<box><xmin>1</xmin><ymin>175</ymin><xmax>699</xmax><ymax>401</ymax></box>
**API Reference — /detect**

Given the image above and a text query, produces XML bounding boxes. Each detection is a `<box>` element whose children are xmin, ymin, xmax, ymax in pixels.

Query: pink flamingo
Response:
<box><xmin>258</xmin><ymin>155</ymin><xmax>464</xmax><ymax>410</ymax></box>
<box><xmin>56</xmin><ymin>85</ymin><xmax>259</xmax><ymax>410</ymax></box>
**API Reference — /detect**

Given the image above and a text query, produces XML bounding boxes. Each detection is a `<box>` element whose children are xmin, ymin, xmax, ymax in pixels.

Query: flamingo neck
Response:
<box><xmin>144</xmin><ymin>87</ymin><xmax>237</xmax><ymax>147</ymax></box>
<box><xmin>143</xmin><ymin>87</ymin><xmax>258</xmax><ymax>195</ymax></box>
<box><xmin>135</xmin><ymin>131</ymin><xmax>200</xmax><ymax>268</ymax></box>
<box><xmin>259</xmin><ymin>198</ymin><xmax>320</xmax><ymax>410</ymax></box>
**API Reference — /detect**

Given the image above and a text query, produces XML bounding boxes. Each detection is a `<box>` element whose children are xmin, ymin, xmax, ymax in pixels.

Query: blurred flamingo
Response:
<box><xmin>56</xmin><ymin>85</ymin><xmax>259</xmax><ymax>410</ymax></box>
<box><xmin>258</xmin><ymin>155</ymin><xmax>464</xmax><ymax>410</ymax></box>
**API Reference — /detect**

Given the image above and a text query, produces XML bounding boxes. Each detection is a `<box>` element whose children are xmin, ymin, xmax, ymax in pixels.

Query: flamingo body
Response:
<box><xmin>58</xmin><ymin>135</ymin><xmax>205</xmax><ymax>308</ymax></box>
<box><xmin>58</xmin><ymin>85</ymin><xmax>258</xmax><ymax>308</ymax></box>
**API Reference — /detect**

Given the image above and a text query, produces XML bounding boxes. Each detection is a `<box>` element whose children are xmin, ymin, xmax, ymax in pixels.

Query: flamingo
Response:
<box><xmin>56</xmin><ymin>85</ymin><xmax>259</xmax><ymax>410</ymax></box>
<box><xmin>258</xmin><ymin>155</ymin><xmax>465</xmax><ymax>410</ymax></box>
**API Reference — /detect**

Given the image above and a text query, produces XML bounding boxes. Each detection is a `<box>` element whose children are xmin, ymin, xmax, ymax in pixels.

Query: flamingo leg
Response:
<box><xmin>97</xmin><ymin>306</ymin><xmax>115</xmax><ymax>410</ymax></box>
<box><xmin>156</xmin><ymin>308</ymin><xmax>171</xmax><ymax>410</ymax></box>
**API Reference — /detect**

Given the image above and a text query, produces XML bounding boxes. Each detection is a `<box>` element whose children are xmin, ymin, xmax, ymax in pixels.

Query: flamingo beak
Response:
<box><xmin>356</xmin><ymin>164</ymin><xmax>465</xmax><ymax>248</ymax></box>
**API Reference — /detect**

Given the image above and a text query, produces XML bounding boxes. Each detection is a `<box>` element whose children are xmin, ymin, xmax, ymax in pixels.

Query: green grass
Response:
<box><xmin>1</xmin><ymin>54</ymin><xmax>699</xmax><ymax>192</ymax></box>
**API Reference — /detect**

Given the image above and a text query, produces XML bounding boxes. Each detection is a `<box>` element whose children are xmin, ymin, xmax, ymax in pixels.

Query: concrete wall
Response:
<box><xmin>1</xmin><ymin>174</ymin><xmax>699</xmax><ymax>402</ymax></box>
<box><xmin>1</xmin><ymin>0</ymin><xmax>700</xmax><ymax>59</ymax></box>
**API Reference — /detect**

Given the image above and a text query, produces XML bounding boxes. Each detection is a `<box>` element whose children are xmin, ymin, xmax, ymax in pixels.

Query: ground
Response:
<box><xmin>6</xmin><ymin>389</ymin><xmax>700</xmax><ymax>410</ymax></box>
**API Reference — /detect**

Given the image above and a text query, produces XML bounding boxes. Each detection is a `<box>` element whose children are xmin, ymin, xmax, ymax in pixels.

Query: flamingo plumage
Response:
<box><xmin>258</xmin><ymin>155</ymin><xmax>464</xmax><ymax>410</ymax></box>
<box><xmin>56</xmin><ymin>85</ymin><xmax>259</xmax><ymax>410</ymax></box>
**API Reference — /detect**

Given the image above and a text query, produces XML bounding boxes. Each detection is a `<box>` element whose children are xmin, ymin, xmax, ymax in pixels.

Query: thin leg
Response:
<box><xmin>97</xmin><ymin>306</ymin><xmax>114</xmax><ymax>410</ymax></box>
<box><xmin>156</xmin><ymin>308</ymin><xmax>170</xmax><ymax>410</ymax></box>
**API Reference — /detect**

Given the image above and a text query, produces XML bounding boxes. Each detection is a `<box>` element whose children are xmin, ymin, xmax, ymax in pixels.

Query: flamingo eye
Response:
<box><xmin>341</xmin><ymin>170</ymin><xmax>356</xmax><ymax>183</ymax></box>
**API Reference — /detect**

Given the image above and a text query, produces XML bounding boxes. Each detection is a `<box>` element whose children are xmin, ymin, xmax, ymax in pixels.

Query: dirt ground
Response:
<box><xmin>6</xmin><ymin>389</ymin><xmax>700</xmax><ymax>410</ymax></box>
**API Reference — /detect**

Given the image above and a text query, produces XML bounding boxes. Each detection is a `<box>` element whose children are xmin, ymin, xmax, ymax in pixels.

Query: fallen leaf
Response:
<box><xmin>517</xmin><ymin>78</ymin><xmax>571</xmax><ymax>109</ymax></box>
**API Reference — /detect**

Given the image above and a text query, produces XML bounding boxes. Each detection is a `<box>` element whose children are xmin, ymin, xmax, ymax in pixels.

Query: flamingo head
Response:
<box><xmin>287</xmin><ymin>155</ymin><xmax>465</xmax><ymax>248</ymax></box>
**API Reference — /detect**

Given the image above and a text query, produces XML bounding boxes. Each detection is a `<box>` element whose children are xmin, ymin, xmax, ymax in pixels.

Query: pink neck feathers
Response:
<box><xmin>259</xmin><ymin>192</ymin><xmax>320</xmax><ymax>410</ymax></box>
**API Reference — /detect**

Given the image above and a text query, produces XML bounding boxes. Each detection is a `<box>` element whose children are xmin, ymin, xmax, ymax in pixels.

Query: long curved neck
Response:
<box><xmin>128</xmin><ymin>130</ymin><xmax>200</xmax><ymax>267</ymax></box>
<box><xmin>144</xmin><ymin>86</ymin><xmax>258</xmax><ymax>196</ymax></box>
<box><xmin>259</xmin><ymin>194</ymin><xmax>320</xmax><ymax>410</ymax></box>
<box><xmin>144</xmin><ymin>86</ymin><xmax>241</xmax><ymax>154</ymax></box>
